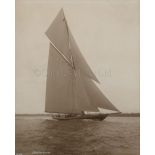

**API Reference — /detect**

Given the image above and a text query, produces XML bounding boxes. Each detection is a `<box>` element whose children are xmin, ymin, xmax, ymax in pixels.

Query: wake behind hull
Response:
<box><xmin>52</xmin><ymin>114</ymin><xmax>108</xmax><ymax>121</ymax></box>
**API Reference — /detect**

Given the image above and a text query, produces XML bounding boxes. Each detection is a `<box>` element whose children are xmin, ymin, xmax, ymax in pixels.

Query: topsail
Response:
<box><xmin>45</xmin><ymin>9</ymin><xmax>118</xmax><ymax>114</ymax></box>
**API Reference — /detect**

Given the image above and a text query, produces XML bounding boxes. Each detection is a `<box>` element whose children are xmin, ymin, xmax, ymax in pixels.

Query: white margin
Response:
<box><xmin>141</xmin><ymin>0</ymin><xmax>155</xmax><ymax>154</ymax></box>
<box><xmin>0</xmin><ymin>0</ymin><xmax>15</xmax><ymax>154</ymax></box>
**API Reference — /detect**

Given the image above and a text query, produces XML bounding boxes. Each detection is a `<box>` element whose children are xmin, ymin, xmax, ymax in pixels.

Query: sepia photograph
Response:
<box><xmin>15</xmin><ymin>0</ymin><xmax>140</xmax><ymax>154</ymax></box>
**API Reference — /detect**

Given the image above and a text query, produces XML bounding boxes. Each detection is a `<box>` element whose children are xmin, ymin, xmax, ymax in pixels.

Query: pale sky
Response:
<box><xmin>16</xmin><ymin>0</ymin><xmax>139</xmax><ymax>114</ymax></box>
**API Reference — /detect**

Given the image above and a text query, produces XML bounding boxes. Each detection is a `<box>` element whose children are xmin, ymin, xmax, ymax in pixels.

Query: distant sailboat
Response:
<box><xmin>45</xmin><ymin>9</ymin><xmax>119</xmax><ymax>120</ymax></box>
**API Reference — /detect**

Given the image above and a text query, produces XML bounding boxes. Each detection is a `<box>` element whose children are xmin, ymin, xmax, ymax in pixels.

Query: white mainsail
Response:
<box><xmin>45</xmin><ymin>9</ymin><xmax>118</xmax><ymax>114</ymax></box>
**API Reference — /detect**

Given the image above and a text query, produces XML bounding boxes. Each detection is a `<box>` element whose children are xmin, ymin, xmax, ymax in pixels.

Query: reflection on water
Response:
<box><xmin>16</xmin><ymin>117</ymin><xmax>140</xmax><ymax>155</ymax></box>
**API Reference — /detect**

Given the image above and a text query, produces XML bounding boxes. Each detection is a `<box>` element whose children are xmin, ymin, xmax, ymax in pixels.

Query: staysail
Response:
<box><xmin>45</xmin><ymin>9</ymin><xmax>118</xmax><ymax>114</ymax></box>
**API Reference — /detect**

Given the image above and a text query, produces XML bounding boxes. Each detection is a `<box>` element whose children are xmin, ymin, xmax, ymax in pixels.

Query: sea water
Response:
<box><xmin>15</xmin><ymin>116</ymin><xmax>140</xmax><ymax>155</ymax></box>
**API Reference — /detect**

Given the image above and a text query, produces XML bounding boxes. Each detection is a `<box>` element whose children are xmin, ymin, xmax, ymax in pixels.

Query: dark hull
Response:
<box><xmin>52</xmin><ymin>114</ymin><xmax>108</xmax><ymax>121</ymax></box>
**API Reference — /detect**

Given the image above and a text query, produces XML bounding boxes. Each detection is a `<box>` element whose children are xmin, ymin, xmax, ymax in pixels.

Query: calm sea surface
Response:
<box><xmin>16</xmin><ymin>116</ymin><xmax>140</xmax><ymax>155</ymax></box>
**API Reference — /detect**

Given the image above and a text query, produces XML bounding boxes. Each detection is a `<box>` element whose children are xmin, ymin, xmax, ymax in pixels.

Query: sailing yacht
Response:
<box><xmin>45</xmin><ymin>9</ymin><xmax>119</xmax><ymax>120</ymax></box>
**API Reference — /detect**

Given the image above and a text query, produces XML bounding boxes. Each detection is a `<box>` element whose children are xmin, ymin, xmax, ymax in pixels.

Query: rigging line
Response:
<box><xmin>63</xmin><ymin>15</ymin><xmax>79</xmax><ymax>113</ymax></box>
<box><xmin>62</xmin><ymin>13</ymin><xmax>70</xmax><ymax>50</ymax></box>
<box><xmin>63</xmin><ymin>16</ymin><xmax>74</xmax><ymax>66</ymax></box>
<box><xmin>65</xmin><ymin>19</ymin><xmax>71</xmax><ymax>50</ymax></box>
<box><xmin>49</xmin><ymin>40</ymin><xmax>73</xmax><ymax>68</ymax></box>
